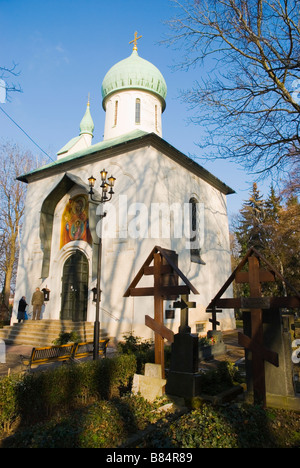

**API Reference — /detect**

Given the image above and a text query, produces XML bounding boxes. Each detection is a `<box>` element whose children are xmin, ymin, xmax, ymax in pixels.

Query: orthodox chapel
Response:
<box><xmin>12</xmin><ymin>35</ymin><xmax>235</xmax><ymax>340</ymax></box>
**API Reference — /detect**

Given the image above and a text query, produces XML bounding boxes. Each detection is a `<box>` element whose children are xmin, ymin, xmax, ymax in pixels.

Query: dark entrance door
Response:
<box><xmin>61</xmin><ymin>251</ymin><xmax>88</xmax><ymax>321</ymax></box>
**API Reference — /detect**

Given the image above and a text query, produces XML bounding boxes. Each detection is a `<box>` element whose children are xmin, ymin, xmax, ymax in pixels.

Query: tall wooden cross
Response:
<box><xmin>129</xmin><ymin>31</ymin><xmax>142</xmax><ymax>51</ymax></box>
<box><xmin>124</xmin><ymin>246</ymin><xmax>199</xmax><ymax>378</ymax></box>
<box><xmin>237</xmin><ymin>255</ymin><xmax>279</xmax><ymax>407</ymax></box>
<box><xmin>206</xmin><ymin>247</ymin><xmax>300</xmax><ymax>408</ymax></box>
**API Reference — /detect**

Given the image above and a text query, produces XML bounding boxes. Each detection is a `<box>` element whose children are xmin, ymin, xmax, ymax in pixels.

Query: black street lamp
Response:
<box><xmin>88</xmin><ymin>170</ymin><xmax>116</xmax><ymax>360</ymax></box>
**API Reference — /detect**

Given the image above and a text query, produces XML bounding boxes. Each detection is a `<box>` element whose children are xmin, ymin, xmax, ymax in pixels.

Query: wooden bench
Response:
<box><xmin>72</xmin><ymin>339</ymin><xmax>109</xmax><ymax>361</ymax></box>
<box><xmin>21</xmin><ymin>343</ymin><xmax>75</xmax><ymax>370</ymax></box>
<box><xmin>20</xmin><ymin>339</ymin><xmax>109</xmax><ymax>370</ymax></box>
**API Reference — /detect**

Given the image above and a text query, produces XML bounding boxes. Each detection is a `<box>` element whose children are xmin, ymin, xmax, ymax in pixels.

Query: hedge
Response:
<box><xmin>0</xmin><ymin>354</ymin><xmax>137</xmax><ymax>434</ymax></box>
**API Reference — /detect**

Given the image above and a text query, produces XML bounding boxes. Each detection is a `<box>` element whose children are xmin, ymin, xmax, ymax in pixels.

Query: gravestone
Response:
<box><xmin>166</xmin><ymin>332</ymin><xmax>201</xmax><ymax>398</ymax></box>
<box><xmin>199</xmin><ymin>330</ymin><xmax>227</xmax><ymax>361</ymax></box>
<box><xmin>132</xmin><ymin>363</ymin><xmax>166</xmax><ymax>402</ymax></box>
<box><xmin>243</xmin><ymin>310</ymin><xmax>299</xmax><ymax>410</ymax></box>
<box><xmin>0</xmin><ymin>339</ymin><xmax>6</xmax><ymax>364</ymax></box>
<box><xmin>144</xmin><ymin>363</ymin><xmax>162</xmax><ymax>378</ymax></box>
<box><xmin>207</xmin><ymin>246</ymin><xmax>300</xmax><ymax>408</ymax></box>
<box><xmin>166</xmin><ymin>296</ymin><xmax>201</xmax><ymax>398</ymax></box>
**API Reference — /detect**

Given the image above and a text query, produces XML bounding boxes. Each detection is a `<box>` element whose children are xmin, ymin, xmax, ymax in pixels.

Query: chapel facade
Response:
<box><xmin>12</xmin><ymin>36</ymin><xmax>236</xmax><ymax>340</ymax></box>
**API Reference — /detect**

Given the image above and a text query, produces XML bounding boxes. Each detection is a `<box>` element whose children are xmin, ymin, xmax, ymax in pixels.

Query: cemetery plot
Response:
<box><xmin>207</xmin><ymin>246</ymin><xmax>300</xmax><ymax>409</ymax></box>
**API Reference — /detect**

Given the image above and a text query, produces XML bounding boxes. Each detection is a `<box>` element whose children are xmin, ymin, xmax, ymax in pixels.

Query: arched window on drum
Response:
<box><xmin>135</xmin><ymin>98</ymin><xmax>141</xmax><ymax>124</ymax></box>
<box><xmin>189</xmin><ymin>197</ymin><xmax>206</xmax><ymax>265</ymax></box>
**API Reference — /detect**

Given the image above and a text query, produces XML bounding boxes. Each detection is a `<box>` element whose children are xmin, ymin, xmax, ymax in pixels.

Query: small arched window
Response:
<box><xmin>114</xmin><ymin>100</ymin><xmax>118</xmax><ymax>126</ymax></box>
<box><xmin>155</xmin><ymin>105</ymin><xmax>158</xmax><ymax>131</ymax></box>
<box><xmin>189</xmin><ymin>197</ymin><xmax>205</xmax><ymax>264</ymax></box>
<box><xmin>135</xmin><ymin>98</ymin><xmax>141</xmax><ymax>124</ymax></box>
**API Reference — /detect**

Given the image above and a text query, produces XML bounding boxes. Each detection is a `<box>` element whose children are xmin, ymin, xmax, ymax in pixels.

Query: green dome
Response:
<box><xmin>80</xmin><ymin>101</ymin><xmax>94</xmax><ymax>136</ymax></box>
<box><xmin>101</xmin><ymin>50</ymin><xmax>167</xmax><ymax>111</ymax></box>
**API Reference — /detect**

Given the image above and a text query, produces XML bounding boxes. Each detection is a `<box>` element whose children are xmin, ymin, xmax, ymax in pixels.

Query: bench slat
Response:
<box><xmin>33</xmin><ymin>344</ymin><xmax>74</xmax><ymax>362</ymax></box>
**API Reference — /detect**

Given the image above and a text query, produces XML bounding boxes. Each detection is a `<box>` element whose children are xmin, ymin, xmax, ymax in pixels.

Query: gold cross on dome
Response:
<box><xmin>129</xmin><ymin>31</ymin><xmax>142</xmax><ymax>51</ymax></box>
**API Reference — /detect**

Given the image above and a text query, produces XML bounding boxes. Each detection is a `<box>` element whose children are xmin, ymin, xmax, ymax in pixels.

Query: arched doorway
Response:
<box><xmin>61</xmin><ymin>250</ymin><xmax>88</xmax><ymax>321</ymax></box>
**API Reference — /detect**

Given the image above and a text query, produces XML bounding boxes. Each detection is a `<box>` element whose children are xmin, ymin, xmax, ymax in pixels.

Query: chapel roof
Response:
<box><xmin>17</xmin><ymin>130</ymin><xmax>235</xmax><ymax>195</ymax></box>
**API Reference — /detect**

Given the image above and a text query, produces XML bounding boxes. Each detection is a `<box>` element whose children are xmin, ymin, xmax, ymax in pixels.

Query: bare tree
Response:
<box><xmin>166</xmin><ymin>0</ymin><xmax>300</xmax><ymax>177</ymax></box>
<box><xmin>0</xmin><ymin>63</ymin><xmax>22</xmax><ymax>101</ymax></box>
<box><xmin>0</xmin><ymin>143</ymin><xmax>33</xmax><ymax>309</ymax></box>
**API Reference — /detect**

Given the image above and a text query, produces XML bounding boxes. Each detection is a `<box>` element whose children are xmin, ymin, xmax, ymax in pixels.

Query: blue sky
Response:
<box><xmin>1</xmin><ymin>0</ymin><xmax>274</xmax><ymax>219</ymax></box>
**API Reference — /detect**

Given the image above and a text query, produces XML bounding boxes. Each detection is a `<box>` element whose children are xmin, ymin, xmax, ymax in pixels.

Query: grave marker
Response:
<box><xmin>0</xmin><ymin>339</ymin><xmax>6</xmax><ymax>364</ymax></box>
<box><xmin>207</xmin><ymin>247</ymin><xmax>300</xmax><ymax>408</ymax></box>
<box><xmin>124</xmin><ymin>246</ymin><xmax>199</xmax><ymax>379</ymax></box>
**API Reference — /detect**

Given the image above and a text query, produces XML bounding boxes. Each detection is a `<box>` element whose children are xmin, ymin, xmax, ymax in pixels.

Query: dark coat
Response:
<box><xmin>17</xmin><ymin>298</ymin><xmax>28</xmax><ymax>320</ymax></box>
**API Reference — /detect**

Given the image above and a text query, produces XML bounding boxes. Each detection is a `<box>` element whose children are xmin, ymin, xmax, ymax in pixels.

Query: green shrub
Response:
<box><xmin>199</xmin><ymin>361</ymin><xmax>243</xmax><ymax>395</ymax></box>
<box><xmin>0</xmin><ymin>375</ymin><xmax>22</xmax><ymax>433</ymax></box>
<box><xmin>52</xmin><ymin>331</ymin><xmax>80</xmax><ymax>345</ymax></box>
<box><xmin>117</xmin><ymin>332</ymin><xmax>154</xmax><ymax>373</ymax></box>
<box><xmin>117</xmin><ymin>332</ymin><xmax>153</xmax><ymax>354</ymax></box>
<box><xmin>0</xmin><ymin>354</ymin><xmax>137</xmax><ymax>435</ymax></box>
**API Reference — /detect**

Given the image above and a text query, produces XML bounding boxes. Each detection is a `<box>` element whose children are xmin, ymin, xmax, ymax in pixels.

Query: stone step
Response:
<box><xmin>5</xmin><ymin>320</ymin><xmax>95</xmax><ymax>329</ymax></box>
<box><xmin>0</xmin><ymin>320</ymin><xmax>108</xmax><ymax>347</ymax></box>
<box><xmin>0</xmin><ymin>331</ymin><xmax>95</xmax><ymax>346</ymax></box>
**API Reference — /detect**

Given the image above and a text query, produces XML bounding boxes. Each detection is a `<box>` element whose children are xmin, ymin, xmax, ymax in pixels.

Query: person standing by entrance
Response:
<box><xmin>31</xmin><ymin>288</ymin><xmax>44</xmax><ymax>320</ymax></box>
<box><xmin>17</xmin><ymin>296</ymin><xmax>28</xmax><ymax>323</ymax></box>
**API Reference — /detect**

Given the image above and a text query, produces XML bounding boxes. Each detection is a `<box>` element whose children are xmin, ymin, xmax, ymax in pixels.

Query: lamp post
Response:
<box><xmin>88</xmin><ymin>170</ymin><xmax>116</xmax><ymax>360</ymax></box>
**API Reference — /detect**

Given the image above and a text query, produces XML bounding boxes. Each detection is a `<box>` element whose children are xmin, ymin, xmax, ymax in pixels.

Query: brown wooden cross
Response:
<box><xmin>124</xmin><ymin>246</ymin><xmax>199</xmax><ymax>378</ymax></box>
<box><xmin>237</xmin><ymin>256</ymin><xmax>279</xmax><ymax>407</ymax></box>
<box><xmin>207</xmin><ymin>247</ymin><xmax>300</xmax><ymax>408</ymax></box>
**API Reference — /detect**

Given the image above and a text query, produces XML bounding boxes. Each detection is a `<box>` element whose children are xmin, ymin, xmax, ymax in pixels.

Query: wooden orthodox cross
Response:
<box><xmin>124</xmin><ymin>246</ymin><xmax>199</xmax><ymax>378</ymax></box>
<box><xmin>207</xmin><ymin>247</ymin><xmax>300</xmax><ymax>408</ymax></box>
<box><xmin>237</xmin><ymin>255</ymin><xmax>278</xmax><ymax>407</ymax></box>
<box><xmin>205</xmin><ymin>306</ymin><xmax>222</xmax><ymax>330</ymax></box>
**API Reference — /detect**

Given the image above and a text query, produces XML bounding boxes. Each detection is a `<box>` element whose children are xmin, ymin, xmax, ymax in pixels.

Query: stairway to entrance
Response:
<box><xmin>0</xmin><ymin>320</ymin><xmax>107</xmax><ymax>347</ymax></box>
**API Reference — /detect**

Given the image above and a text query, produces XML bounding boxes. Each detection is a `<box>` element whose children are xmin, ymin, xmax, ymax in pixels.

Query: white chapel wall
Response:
<box><xmin>12</xmin><ymin>144</ymin><xmax>235</xmax><ymax>337</ymax></box>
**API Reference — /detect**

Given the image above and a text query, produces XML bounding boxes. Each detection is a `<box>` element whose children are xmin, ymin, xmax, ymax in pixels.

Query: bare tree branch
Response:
<box><xmin>165</xmin><ymin>0</ymin><xmax>300</xmax><ymax>177</ymax></box>
<box><xmin>0</xmin><ymin>62</ymin><xmax>22</xmax><ymax>99</ymax></box>
<box><xmin>0</xmin><ymin>143</ymin><xmax>34</xmax><ymax>307</ymax></box>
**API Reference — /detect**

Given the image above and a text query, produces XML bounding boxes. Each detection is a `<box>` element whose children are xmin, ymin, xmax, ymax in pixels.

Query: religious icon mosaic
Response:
<box><xmin>60</xmin><ymin>194</ymin><xmax>92</xmax><ymax>248</ymax></box>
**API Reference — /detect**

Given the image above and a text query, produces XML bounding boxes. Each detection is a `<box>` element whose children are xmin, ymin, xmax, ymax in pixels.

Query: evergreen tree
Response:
<box><xmin>235</xmin><ymin>183</ymin><xmax>266</xmax><ymax>256</ymax></box>
<box><xmin>233</xmin><ymin>182</ymin><xmax>300</xmax><ymax>297</ymax></box>
<box><xmin>262</xmin><ymin>186</ymin><xmax>284</xmax><ymax>295</ymax></box>
<box><xmin>265</xmin><ymin>186</ymin><xmax>281</xmax><ymax>224</ymax></box>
